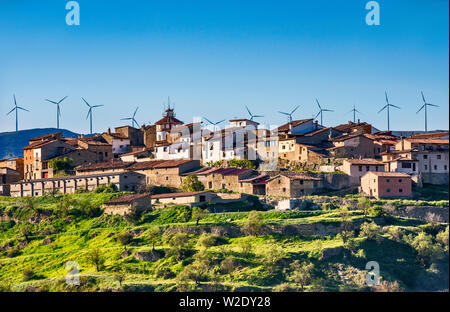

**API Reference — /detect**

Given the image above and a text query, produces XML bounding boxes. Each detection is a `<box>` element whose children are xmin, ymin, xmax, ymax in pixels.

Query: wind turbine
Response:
<box><xmin>417</xmin><ymin>91</ymin><xmax>439</xmax><ymax>132</ymax></box>
<box><xmin>314</xmin><ymin>99</ymin><xmax>333</xmax><ymax>125</ymax></box>
<box><xmin>121</xmin><ymin>107</ymin><xmax>140</xmax><ymax>128</ymax></box>
<box><xmin>245</xmin><ymin>105</ymin><xmax>264</xmax><ymax>121</ymax></box>
<box><xmin>348</xmin><ymin>104</ymin><xmax>362</xmax><ymax>123</ymax></box>
<box><xmin>6</xmin><ymin>94</ymin><xmax>29</xmax><ymax>132</ymax></box>
<box><xmin>82</xmin><ymin>98</ymin><xmax>104</xmax><ymax>135</ymax></box>
<box><xmin>203</xmin><ymin>117</ymin><xmax>225</xmax><ymax>131</ymax></box>
<box><xmin>377</xmin><ymin>92</ymin><xmax>400</xmax><ymax>131</ymax></box>
<box><xmin>46</xmin><ymin>96</ymin><xmax>68</xmax><ymax>129</ymax></box>
<box><xmin>278</xmin><ymin>105</ymin><xmax>300</xmax><ymax>123</ymax></box>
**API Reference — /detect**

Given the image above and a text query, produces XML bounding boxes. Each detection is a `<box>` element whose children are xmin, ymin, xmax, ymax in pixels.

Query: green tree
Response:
<box><xmin>436</xmin><ymin>226</ymin><xmax>449</xmax><ymax>251</ymax></box>
<box><xmin>117</xmin><ymin>232</ymin><xmax>133</xmax><ymax>246</ymax></box>
<box><xmin>167</xmin><ymin>233</ymin><xmax>192</xmax><ymax>261</ymax></box>
<box><xmin>148</xmin><ymin>227</ymin><xmax>162</xmax><ymax>251</ymax></box>
<box><xmin>243</xmin><ymin>210</ymin><xmax>264</xmax><ymax>236</ymax></box>
<box><xmin>359</xmin><ymin>222</ymin><xmax>382</xmax><ymax>243</ymax></box>
<box><xmin>49</xmin><ymin>157</ymin><xmax>74</xmax><ymax>176</ymax></box>
<box><xmin>114</xmin><ymin>270</ymin><xmax>126</xmax><ymax>288</ymax></box>
<box><xmin>18</xmin><ymin>224</ymin><xmax>33</xmax><ymax>241</ymax></box>
<box><xmin>86</xmin><ymin>248</ymin><xmax>105</xmax><ymax>272</ymax></box>
<box><xmin>181</xmin><ymin>174</ymin><xmax>205</xmax><ymax>192</ymax></box>
<box><xmin>358</xmin><ymin>197</ymin><xmax>371</xmax><ymax>218</ymax></box>
<box><xmin>369</xmin><ymin>205</ymin><xmax>385</xmax><ymax>217</ymax></box>
<box><xmin>288</xmin><ymin>260</ymin><xmax>315</xmax><ymax>291</ymax></box>
<box><xmin>238</xmin><ymin>239</ymin><xmax>252</xmax><ymax>257</ymax></box>
<box><xmin>192</xmin><ymin>207</ymin><xmax>209</xmax><ymax>226</ymax></box>
<box><xmin>229</xmin><ymin>158</ymin><xmax>256</xmax><ymax>169</ymax></box>
<box><xmin>263</xmin><ymin>247</ymin><xmax>283</xmax><ymax>274</ymax></box>
<box><xmin>406</xmin><ymin>232</ymin><xmax>445</xmax><ymax>265</ymax></box>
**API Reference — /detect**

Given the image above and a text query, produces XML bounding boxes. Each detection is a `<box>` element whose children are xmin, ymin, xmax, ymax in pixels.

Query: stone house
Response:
<box><xmin>151</xmin><ymin>191</ymin><xmax>217</xmax><ymax>207</ymax></box>
<box><xmin>203</xmin><ymin>168</ymin><xmax>256</xmax><ymax>191</ymax></box>
<box><xmin>76</xmin><ymin>160</ymin><xmax>134</xmax><ymax>176</ymax></box>
<box><xmin>340</xmin><ymin>158</ymin><xmax>385</xmax><ymax>185</ymax></box>
<box><xmin>103</xmin><ymin>193</ymin><xmax>151</xmax><ymax>215</ymax></box>
<box><xmin>360</xmin><ymin>171</ymin><xmax>412</xmax><ymax>199</ymax></box>
<box><xmin>10</xmin><ymin>171</ymin><xmax>146</xmax><ymax>197</ymax></box>
<box><xmin>0</xmin><ymin>158</ymin><xmax>24</xmax><ymax>180</ymax></box>
<box><xmin>114</xmin><ymin>125</ymin><xmax>145</xmax><ymax>148</ymax></box>
<box><xmin>265</xmin><ymin>173</ymin><xmax>323</xmax><ymax>197</ymax></box>
<box><xmin>330</xmin><ymin>133</ymin><xmax>382</xmax><ymax>159</ymax></box>
<box><xmin>0</xmin><ymin>167</ymin><xmax>21</xmax><ymax>185</ymax></box>
<box><xmin>101</xmin><ymin>130</ymin><xmax>131</xmax><ymax>156</ymax></box>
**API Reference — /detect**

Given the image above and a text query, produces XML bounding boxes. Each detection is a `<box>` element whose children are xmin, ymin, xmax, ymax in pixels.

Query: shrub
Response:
<box><xmin>85</xmin><ymin>248</ymin><xmax>105</xmax><ymax>272</ymax></box>
<box><xmin>369</xmin><ymin>205</ymin><xmax>385</xmax><ymax>217</ymax></box>
<box><xmin>273</xmin><ymin>283</ymin><xmax>296</xmax><ymax>292</ymax></box>
<box><xmin>191</xmin><ymin>207</ymin><xmax>209</xmax><ymax>226</ymax></box>
<box><xmin>357</xmin><ymin>197</ymin><xmax>371</xmax><ymax>217</ymax></box>
<box><xmin>155</xmin><ymin>266</ymin><xmax>175</xmax><ymax>279</ymax></box>
<box><xmin>117</xmin><ymin>232</ymin><xmax>133</xmax><ymax>246</ymax></box>
<box><xmin>404</xmin><ymin>232</ymin><xmax>445</xmax><ymax>265</ymax></box>
<box><xmin>372</xmin><ymin>280</ymin><xmax>404</xmax><ymax>292</ymax></box>
<box><xmin>243</xmin><ymin>210</ymin><xmax>264</xmax><ymax>236</ymax></box>
<box><xmin>181</xmin><ymin>175</ymin><xmax>205</xmax><ymax>192</ymax></box>
<box><xmin>287</xmin><ymin>260</ymin><xmax>315</xmax><ymax>291</ymax></box>
<box><xmin>167</xmin><ymin>233</ymin><xmax>192</xmax><ymax>261</ymax></box>
<box><xmin>322</xmin><ymin>203</ymin><xmax>338</xmax><ymax>211</ymax></box>
<box><xmin>359</xmin><ymin>222</ymin><xmax>382</xmax><ymax>243</ymax></box>
<box><xmin>436</xmin><ymin>226</ymin><xmax>449</xmax><ymax>250</ymax></box>
<box><xmin>22</xmin><ymin>269</ymin><xmax>35</xmax><ymax>281</ymax></box>
<box><xmin>197</xmin><ymin>233</ymin><xmax>219</xmax><ymax>248</ymax></box>
<box><xmin>229</xmin><ymin>159</ymin><xmax>256</xmax><ymax>169</ymax></box>
<box><xmin>94</xmin><ymin>183</ymin><xmax>117</xmax><ymax>193</ymax></box>
<box><xmin>220</xmin><ymin>257</ymin><xmax>239</xmax><ymax>274</ymax></box>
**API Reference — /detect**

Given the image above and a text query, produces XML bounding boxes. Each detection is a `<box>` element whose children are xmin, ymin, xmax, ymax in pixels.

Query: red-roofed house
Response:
<box><xmin>340</xmin><ymin>158</ymin><xmax>385</xmax><ymax>185</ymax></box>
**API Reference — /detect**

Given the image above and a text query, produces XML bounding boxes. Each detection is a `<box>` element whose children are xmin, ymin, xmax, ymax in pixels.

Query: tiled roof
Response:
<box><xmin>153</xmin><ymin>159</ymin><xmax>197</xmax><ymax>168</ymax></box>
<box><xmin>29</xmin><ymin>132</ymin><xmax>62</xmax><ymax>141</ymax></box>
<box><xmin>276</xmin><ymin>119</ymin><xmax>313</xmax><ymax>132</ymax></box>
<box><xmin>333</xmin><ymin>121</ymin><xmax>369</xmax><ymax>133</ymax></box>
<box><xmin>331</xmin><ymin>133</ymin><xmax>373</xmax><ymax>142</ymax></box>
<box><xmin>365</xmin><ymin>171</ymin><xmax>411</xmax><ymax>178</ymax></box>
<box><xmin>268</xmin><ymin>173</ymin><xmax>322</xmax><ymax>181</ymax></box>
<box><xmin>76</xmin><ymin>160</ymin><xmax>134</xmax><ymax>171</ymax></box>
<box><xmin>23</xmin><ymin>140</ymin><xmax>57</xmax><ymax>150</ymax></box>
<box><xmin>409</xmin><ymin>131</ymin><xmax>449</xmax><ymax>139</ymax></box>
<box><xmin>151</xmin><ymin>191</ymin><xmax>209</xmax><ymax>199</ymax></box>
<box><xmin>127</xmin><ymin>160</ymin><xmax>168</xmax><ymax>170</ymax></box>
<box><xmin>104</xmin><ymin>193</ymin><xmax>150</xmax><ymax>204</ymax></box>
<box><xmin>154</xmin><ymin>116</ymin><xmax>183</xmax><ymax>125</ymax></box>
<box><xmin>344</xmin><ymin>159</ymin><xmax>384</xmax><ymax>165</ymax></box>
<box><xmin>239</xmin><ymin>174</ymin><xmax>270</xmax><ymax>184</ymax></box>
<box><xmin>405</xmin><ymin>138</ymin><xmax>449</xmax><ymax>144</ymax></box>
<box><xmin>12</xmin><ymin>172</ymin><xmax>127</xmax><ymax>184</ymax></box>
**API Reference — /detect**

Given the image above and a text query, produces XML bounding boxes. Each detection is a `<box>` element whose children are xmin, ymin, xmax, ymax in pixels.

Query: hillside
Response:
<box><xmin>0</xmin><ymin>192</ymin><xmax>448</xmax><ymax>292</ymax></box>
<box><xmin>0</xmin><ymin>128</ymin><xmax>80</xmax><ymax>159</ymax></box>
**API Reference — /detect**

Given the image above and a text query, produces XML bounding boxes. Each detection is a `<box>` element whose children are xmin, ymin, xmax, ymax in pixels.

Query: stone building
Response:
<box><xmin>340</xmin><ymin>158</ymin><xmax>385</xmax><ymax>185</ymax></box>
<box><xmin>151</xmin><ymin>191</ymin><xmax>217</xmax><ymax>207</ymax></box>
<box><xmin>265</xmin><ymin>173</ymin><xmax>323</xmax><ymax>197</ymax></box>
<box><xmin>330</xmin><ymin>133</ymin><xmax>383</xmax><ymax>159</ymax></box>
<box><xmin>103</xmin><ymin>193</ymin><xmax>151</xmax><ymax>215</ymax></box>
<box><xmin>0</xmin><ymin>158</ymin><xmax>24</xmax><ymax>180</ymax></box>
<box><xmin>360</xmin><ymin>171</ymin><xmax>412</xmax><ymax>199</ymax></box>
<box><xmin>10</xmin><ymin>171</ymin><xmax>146</xmax><ymax>197</ymax></box>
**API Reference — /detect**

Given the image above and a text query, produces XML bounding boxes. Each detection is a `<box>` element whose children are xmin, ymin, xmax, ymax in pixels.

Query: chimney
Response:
<box><xmin>314</xmin><ymin>120</ymin><xmax>318</xmax><ymax>130</ymax></box>
<box><xmin>289</xmin><ymin>122</ymin><xmax>292</xmax><ymax>130</ymax></box>
<box><xmin>401</xmin><ymin>136</ymin><xmax>404</xmax><ymax>150</ymax></box>
<box><xmin>107</xmin><ymin>128</ymin><xmax>111</xmax><ymax>135</ymax></box>
<box><xmin>81</xmin><ymin>134</ymin><xmax>85</xmax><ymax>139</ymax></box>
<box><xmin>357</xmin><ymin>118</ymin><xmax>360</xmax><ymax>123</ymax></box>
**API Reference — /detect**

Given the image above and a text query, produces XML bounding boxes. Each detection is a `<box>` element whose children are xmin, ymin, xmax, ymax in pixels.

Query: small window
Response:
<box><xmin>399</xmin><ymin>189</ymin><xmax>403</xmax><ymax>193</ymax></box>
<box><xmin>386</xmin><ymin>179</ymin><xmax>390</xmax><ymax>182</ymax></box>
<box><xmin>282</xmin><ymin>187</ymin><xmax>286</xmax><ymax>192</ymax></box>
<box><xmin>386</xmin><ymin>188</ymin><xmax>391</xmax><ymax>192</ymax></box>
<box><xmin>358</xmin><ymin>165</ymin><xmax>362</xmax><ymax>172</ymax></box>
<box><xmin>424</xmin><ymin>165</ymin><xmax>428</xmax><ymax>170</ymax></box>
<box><xmin>423</xmin><ymin>155</ymin><xmax>428</xmax><ymax>159</ymax></box>
<box><xmin>437</xmin><ymin>155</ymin><xmax>441</xmax><ymax>160</ymax></box>
<box><xmin>434</xmin><ymin>165</ymin><xmax>437</xmax><ymax>170</ymax></box>
<box><xmin>366</xmin><ymin>166</ymin><xmax>370</xmax><ymax>171</ymax></box>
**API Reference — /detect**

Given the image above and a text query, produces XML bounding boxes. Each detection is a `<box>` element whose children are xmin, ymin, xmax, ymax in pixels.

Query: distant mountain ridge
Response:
<box><xmin>0</xmin><ymin>128</ymin><xmax>80</xmax><ymax>159</ymax></box>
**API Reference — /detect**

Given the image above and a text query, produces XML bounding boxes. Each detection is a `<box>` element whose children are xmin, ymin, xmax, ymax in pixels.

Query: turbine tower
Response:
<box><xmin>377</xmin><ymin>92</ymin><xmax>400</xmax><ymax>131</ymax></box>
<box><xmin>203</xmin><ymin>117</ymin><xmax>225</xmax><ymax>131</ymax></box>
<box><xmin>121</xmin><ymin>107</ymin><xmax>140</xmax><ymax>128</ymax></box>
<box><xmin>417</xmin><ymin>91</ymin><xmax>439</xmax><ymax>132</ymax></box>
<box><xmin>6</xmin><ymin>94</ymin><xmax>29</xmax><ymax>132</ymax></box>
<box><xmin>314</xmin><ymin>99</ymin><xmax>333</xmax><ymax>125</ymax></box>
<box><xmin>245</xmin><ymin>105</ymin><xmax>264</xmax><ymax>121</ymax></box>
<box><xmin>46</xmin><ymin>96</ymin><xmax>68</xmax><ymax>129</ymax></box>
<box><xmin>82</xmin><ymin>97</ymin><xmax>104</xmax><ymax>135</ymax></box>
<box><xmin>348</xmin><ymin>104</ymin><xmax>362</xmax><ymax>123</ymax></box>
<box><xmin>278</xmin><ymin>105</ymin><xmax>300</xmax><ymax>123</ymax></box>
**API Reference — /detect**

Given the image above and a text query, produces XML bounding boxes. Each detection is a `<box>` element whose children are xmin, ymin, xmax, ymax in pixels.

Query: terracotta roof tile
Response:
<box><xmin>104</xmin><ymin>193</ymin><xmax>150</xmax><ymax>204</ymax></box>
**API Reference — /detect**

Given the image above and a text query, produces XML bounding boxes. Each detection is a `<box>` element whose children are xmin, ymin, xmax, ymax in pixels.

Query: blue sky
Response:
<box><xmin>0</xmin><ymin>0</ymin><xmax>448</xmax><ymax>134</ymax></box>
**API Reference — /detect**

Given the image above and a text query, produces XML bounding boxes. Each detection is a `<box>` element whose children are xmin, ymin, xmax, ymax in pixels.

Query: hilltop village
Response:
<box><xmin>0</xmin><ymin>106</ymin><xmax>449</xmax><ymax>212</ymax></box>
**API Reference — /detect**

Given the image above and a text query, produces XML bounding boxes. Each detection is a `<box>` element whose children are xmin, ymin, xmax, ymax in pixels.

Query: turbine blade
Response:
<box><xmin>121</xmin><ymin>118</ymin><xmax>132</xmax><ymax>121</ymax></box>
<box><xmin>278</xmin><ymin>111</ymin><xmax>289</xmax><ymax>115</ymax></box>
<box><xmin>6</xmin><ymin>107</ymin><xmax>15</xmax><ymax>115</ymax></box>
<box><xmin>82</xmin><ymin>97</ymin><xmax>91</xmax><ymax>107</ymax></box>
<box><xmin>216</xmin><ymin>119</ymin><xmax>225</xmax><ymax>125</ymax></box>
<box><xmin>378</xmin><ymin>105</ymin><xmax>388</xmax><ymax>114</ymax></box>
<box><xmin>86</xmin><ymin>109</ymin><xmax>91</xmax><ymax>120</ymax></box>
<box><xmin>428</xmin><ymin>103</ymin><xmax>439</xmax><ymax>107</ymax></box>
<box><xmin>13</xmin><ymin>94</ymin><xmax>17</xmax><ymax>106</ymax></box>
<box><xmin>314</xmin><ymin>111</ymin><xmax>321</xmax><ymax>119</ymax></box>
<box><xmin>17</xmin><ymin>107</ymin><xmax>29</xmax><ymax>112</ymax></box>
<box><xmin>133</xmin><ymin>119</ymin><xmax>140</xmax><ymax>127</ymax></box>
<box><xmin>390</xmin><ymin>104</ymin><xmax>401</xmax><ymax>109</ymax></box>
<box><xmin>203</xmin><ymin>117</ymin><xmax>213</xmax><ymax>125</ymax></box>
<box><xmin>133</xmin><ymin>107</ymin><xmax>139</xmax><ymax>117</ymax></box>
<box><xmin>46</xmin><ymin>99</ymin><xmax>58</xmax><ymax>104</ymax></box>
<box><xmin>316</xmin><ymin>99</ymin><xmax>321</xmax><ymax>109</ymax></box>
<box><xmin>291</xmin><ymin>105</ymin><xmax>300</xmax><ymax>114</ymax></box>
<box><xmin>385</xmin><ymin>91</ymin><xmax>389</xmax><ymax>103</ymax></box>
<box><xmin>93</xmin><ymin>105</ymin><xmax>104</xmax><ymax>108</ymax></box>
<box><xmin>245</xmin><ymin>105</ymin><xmax>252</xmax><ymax>116</ymax></box>
<box><xmin>421</xmin><ymin>91</ymin><xmax>426</xmax><ymax>103</ymax></box>
<box><xmin>323</xmin><ymin>109</ymin><xmax>333</xmax><ymax>112</ymax></box>
<box><xmin>416</xmin><ymin>105</ymin><xmax>425</xmax><ymax>114</ymax></box>
<box><xmin>58</xmin><ymin>96</ymin><xmax>68</xmax><ymax>104</ymax></box>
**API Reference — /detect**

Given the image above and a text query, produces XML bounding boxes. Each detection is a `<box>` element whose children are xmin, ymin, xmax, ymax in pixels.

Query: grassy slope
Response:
<box><xmin>0</xmin><ymin>193</ymin><xmax>448</xmax><ymax>292</ymax></box>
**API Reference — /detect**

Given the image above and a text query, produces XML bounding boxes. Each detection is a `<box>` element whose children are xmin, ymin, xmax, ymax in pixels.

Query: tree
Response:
<box><xmin>229</xmin><ymin>159</ymin><xmax>256</xmax><ymax>169</ymax></box>
<box><xmin>436</xmin><ymin>226</ymin><xmax>449</xmax><ymax>251</ymax></box>
<box><xmin>49</xmin><ymin>157</ymin><xmax>74</xmax><ymax>176</ymax></box>
<box><xmin>263</xmin><ymin>247</ymin><xmax>283</xmax><ymax>274</ymax></box>
<box><xmin>181</xmin><ymin>174</ymin><xmax>205</xmax><ymax>192</ymax></box>
<box><xmin>358</xmin><ymin>197</ymin><xmax>371</xmax><ymax>218</ymax></box>
<box><xmin>177</xmin><ymin>262</ymin><xmax>208</xmax><ymax>287</ymax></box>
<box><xmin>117</xmin><ymin>232</ymin><xmax>133</xmax><ymax>246</ymax></box>
<box><xmin>359</xmin><ymin>222</ymin><xmax>382</xmax><ymax>243</ymax></box>
<box><xmin>288</xmin><ymin>260</ymin><xmax>315</xmax><ymax>291</ymax></box>
<box><xmin>168</xmin><ymin>233</ymin><xmax>192</xmax><ymax>261</ymax></box>
<box><xmin>114</xmin><ymin>270</ymin><xmax>126</xmax><ymax>288</ymax></box>
<box><xmin>86</xmin><ymin>248</ymin><xmax>105</xmax><ymax>272</ymax></box>
<box><xmin>406</xmin><ymin>232</ymin><xmax>445</xmax><ymax>265</ymax></box>
<box><xmin>238</xmin><ymin>239</ymin><xmax>252</xmax><ymax>257</ymax></box>
<box><xmin>243</xmin><ymin>210</ymin><xmax>264</xmax><ymax>236</ymax></box>
<box><xmin>18</xmin><ymin>224</ymin><xmax>33</xmax><ymax>241</ymax></box>
<box><xmin>192</xmin><ymin>207</ymin><xmax>209</xmax><ymax>226</ymax></box>
<box><xmin>148</xmin><ymin>227</ymin><xmax>162</xmax><ymax>251</ymax></box>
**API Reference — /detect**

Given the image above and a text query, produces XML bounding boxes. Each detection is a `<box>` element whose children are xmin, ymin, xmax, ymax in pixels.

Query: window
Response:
<box><xmin>399</xmin><ymin>179</ymin><xmax>402</xmax><ymax>183</ymax></box>
<box><xmin>434</xmin><ymin>165</ymin><xmax>437</xmax><ymax>170</ymax></box>
<box><xmin>358</xmin><ymin>165</ymin><xmax>362</xmax><ymax>172</ymax></box>
<box><xmin>282</xmin><ymin>187</ymin><xmax>286</xmax><ymax>192</ymax></box>
<box><xmin>401</xmin><ymin>162</ymin><xmax>412</xmax><ymax>168</ymax></box>
<box><xmin>278</xmin><ymin>179</ymin><xmax>281</xmax><ymax>184</ymax></box>
<box><xmin>386</xmin><ymin>179</ymin><xmax>390</xmax><ymax>182</ymax></box>
<box><xmin>399</xmin><ymin>189</ymin><xmax>403</xmax><ymax>193</ymax></box>
<box><xmin>386</xmin><ymin>188</ymin><xmax>391</xmax><ymax>192</ymax></box>
<box><xmin>445</xmin><ymin>165</ymin><xmax>448</xmax><ymax>171</ymax></box>
<box><xmin>300</xmin><ymin>180</ymin><xmax>304</xmax><ymax>185</ymax></box>
<box><xmin>366</xmin><ymin>166</ymin><xmax>370</xmax><ymax>171</ymax></box>
<box><xmin>424</xmin><ymin>165</ymin><xmax>428</xmax><ymax>170</ymax></box>
<box><xmin>437</xmin><ymin>155</ymin><xmax>441</xmax><ymax>160</ymax></box>
<box><xmin>423</xmin><ymin>155</ymin><xmax>428</xmax><ymax>159</ymax></box>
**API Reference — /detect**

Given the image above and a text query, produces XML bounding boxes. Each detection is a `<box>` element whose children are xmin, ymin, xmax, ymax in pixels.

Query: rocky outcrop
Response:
<box><xmin>133</xmin><ymin>250</ymin><xmax>164</xmax><ymax>262</ymax></box>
